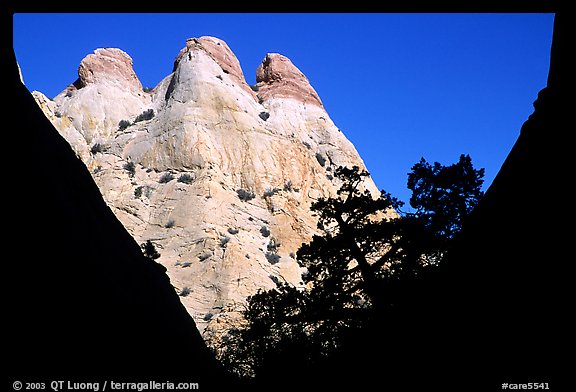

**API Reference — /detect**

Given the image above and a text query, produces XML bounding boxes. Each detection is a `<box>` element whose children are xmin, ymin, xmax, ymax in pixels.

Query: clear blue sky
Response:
<box><xmin>14</xmin><ymin>13</ymin><xmax>554</xmax><ymax>205</ymax></box>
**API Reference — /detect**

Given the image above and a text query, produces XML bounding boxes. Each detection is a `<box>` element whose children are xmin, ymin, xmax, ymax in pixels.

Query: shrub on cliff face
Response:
<box><xmin>123</xmin><ymin>161</ymin><xmax>136</xmax><ymax>178</ymax></box>
<box><xmin>263</xmin><ymin>188</ymin><xmax>281</xmax><ymax>198</ymax></box>
<box><xmin>260</xmin><ymin>226</ymin><xmax>271</xmax><ymax>238</ymax></box>
<box><xmin>220</xmin><ymin>236</ymin><xmax>231</xmax><ymax>248</ymax></box>
<box><xmin>267</xmin><ymin>238</ymin><xmax>280</xmax><ymax>253</ymax></box>
<box><xmin>134</xmin><ymin>109</ymin><xmax>155</xmax><ymax>123</ymax></box>
<box><xmin>237</xmin><ymin>189</ymin><xmax>256</xmax><ymax>202</ymax></box>
<box><xmin>118</xmin><ymin>119</ymin><xmax>131</xmax><ymax>131</ymax></box>
<box><xmin>141</xmin><ymin>240</ymin><xmax>161</xmax><ymax>261</ymax></box>
<box><xmin>265</xmin><ymin>252</ymin><xmax>280</xmax><ymax>264</ymax></box>
<box><xmin>198</xmin><ymin>252</ymin><xmax>212</xmax><ymax>262</ymax></box>
<box><xmin>90</xmin><ymin>143</ymin><xmax>107</xmax><ymax>155</ymax></box>
<box><xmin>179</xmin><ymin>287</ymin><xmax>191</xmax><ymax>297</ymax></box>
<box><xmin>134</xmin><ymin>185</ymin><xmax>153</xmax><ymax>199</ymax></box>
<box><xmin>177</xmin><ymin>173</ymin><xmax>195</xmax><ymax>184</ymax></box>
<box><xmin>159</xmin><ymin>172</ymin><xmax>175</xmax><ymax>184</ymax></box>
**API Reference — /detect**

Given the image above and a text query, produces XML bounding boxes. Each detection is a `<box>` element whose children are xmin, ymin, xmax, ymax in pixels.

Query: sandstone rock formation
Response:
<box><xmin>8</xmin><ymin>42</ymin><xmax>230</xmax><ymax>383</ymax></box>
<box><xmin>32</xmin><ymin>36</ymin><xmax>384</xmax><ymax>347</ymax></box>
<box><xmin>255</xmin><ymin>53</ymin><xmax>323</xmax><ymax>106</ymax></box>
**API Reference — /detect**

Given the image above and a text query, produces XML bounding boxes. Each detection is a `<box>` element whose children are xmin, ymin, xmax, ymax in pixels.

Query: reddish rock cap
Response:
<box><xmin>76</xmin><ymin>48</ymin><xmax>142</xmax><ymax>91</ymax></box>
<box><xmin>173</xmin><ymin>37</ymin><xmax>256</xmax><ymax>97</ymax></box>
<box><xmin>255</xmin><ymin>53</ymin><xmax>323</xmax><ymax>107</ymax></box>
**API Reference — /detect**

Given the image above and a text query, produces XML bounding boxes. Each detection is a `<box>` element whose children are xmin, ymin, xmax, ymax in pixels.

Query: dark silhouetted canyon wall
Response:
<box><xmin>4</xmin><ymin>12</ymin><xmax>231</xmax><ymax>387</ymax></box>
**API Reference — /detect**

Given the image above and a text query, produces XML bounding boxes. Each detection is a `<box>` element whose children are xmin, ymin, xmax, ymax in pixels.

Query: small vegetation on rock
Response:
<box><xmin>118</xmin><ymin>119</ymin><xmax>132</xmax><ymax>131</ymax></box>
<box><xmin>178</xmin><ymin>173</ymin><xmax>195</xmax><ymax>184</ymax></box>
<box><xmin>267</xmin><ymin>238</ymin><xmax>280</xmax><ymax>253</ymax></box>
<box><xmin>134</xmin><ymin>185</ymin><xmax>153</xmax><ymax>199</ymax></box>
<box><xmin>141</xmin><ymin>240</ymin><xmax>161</xmax><ymax>261</ymax></box>
<box><xmin>134</xmin><ymin>109</ymin><xmax>155</xmax><ymax>123</ymax></box>
<box><xmin>265</xmin><ymin>251</ymin><xmax>280</xmax><ymax>264</ymax></box>
<box><xmin>123</xmin><ymin>161</ymin><xmax>136</xmax><ymax>177</ymax></box>
<box><xmin>179</xmin><ymin>287</ymin><xmax>191</xmax><ymax>297</ymax></box>
<box><xmin>90</xmin><ymin>143</ymin><xmax>107</xmax><ymax>155</ymax></box>
<box><xmin>236</xmin><ymin>189</ymin><xmax>256</xmax><ymax>202</ymax></box>
<box><xmin>159</xmin><ymin>172</ymin><xmax>175</xmax><ymax>184</ymax></box>
<box><xmin>263</xmin><ymin>187</ymin><xmax>281</xmax><ymax>198</ymax></box>
<box><xmin>260</xmin><ymin>226</ymin><xmax>271</xmax><ymax>238</ymax></box>
<box><xmin>220</xmin><ymin>236</ymin><xmax>231</xmax><ymax>248</ymax></box>
<box><xmin>198</xmin><ymin>252</ymin><xmax>212</xmax><ymax>262</ymax></box>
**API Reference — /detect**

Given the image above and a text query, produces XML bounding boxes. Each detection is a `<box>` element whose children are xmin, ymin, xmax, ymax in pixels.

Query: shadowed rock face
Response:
<box><xmin>6</xmin><ymin>31</ymin><xmax>230</xmax><ymax>386</ymax></box>
<box><xmin>433</xmin><ymin>12</ymin><xmax>569</xmax><ymax>384</ymax></box>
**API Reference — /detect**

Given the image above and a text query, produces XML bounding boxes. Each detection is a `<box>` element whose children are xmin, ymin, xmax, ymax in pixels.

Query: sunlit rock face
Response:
<box><xmin>33</xmin><ymin>36</ymin><xmax>383</xmax><ymax>347</ymax></box>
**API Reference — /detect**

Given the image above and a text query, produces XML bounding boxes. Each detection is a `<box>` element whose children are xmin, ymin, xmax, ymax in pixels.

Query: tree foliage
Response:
<box><xmin>407</xmin><ymin>154</ymin><xmax>484</xmax><ymax>240</ymax></box>
<box><xmin>218</xmin><ymin>154</ymin><xmax>484</xmax><ymax>378</ymax></box>
<box><xmin>141</xmin><ymin>240</ymin><xmax>161</xmax><ymax>261</ymax></box>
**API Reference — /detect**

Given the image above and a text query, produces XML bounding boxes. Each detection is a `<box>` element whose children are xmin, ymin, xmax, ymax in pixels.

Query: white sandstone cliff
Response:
<box><xmin>32</xmin><ymin>36</ymin><xmax>384</xmax><ymax>345</ymax></box>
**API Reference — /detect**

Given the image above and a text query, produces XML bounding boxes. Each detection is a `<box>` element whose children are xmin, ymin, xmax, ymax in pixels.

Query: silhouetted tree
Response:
<box><xmin>141</xmin><ymin>240</ymin><xmax>161</xmax><ymax>261</ymax></box>
<box><xmin>407</xmin><ymin>154</ymin><xmax>484</xmax><ymax>240</ymax></box>
<box><xmin>219</xmin><ymin>155</ymin><xmax>484</xmax><ymax>378</ymax></box>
